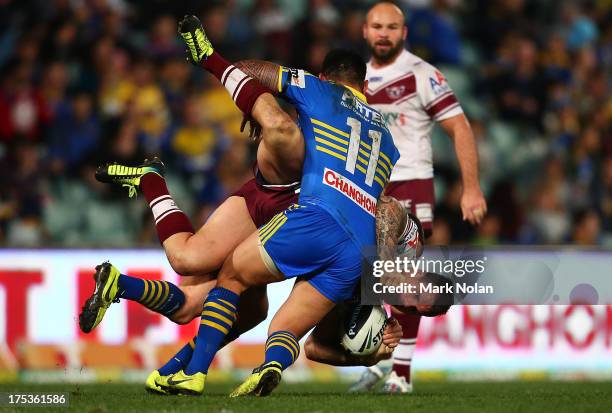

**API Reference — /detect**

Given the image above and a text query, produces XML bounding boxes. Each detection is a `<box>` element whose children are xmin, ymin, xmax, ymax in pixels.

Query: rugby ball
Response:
<box><xmin>341</xmin><ymin>304</ymin><xmax>387</xmax><ymax>356</ymax></box>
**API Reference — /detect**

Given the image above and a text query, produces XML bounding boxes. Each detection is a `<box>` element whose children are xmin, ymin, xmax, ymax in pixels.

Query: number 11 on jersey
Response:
<box><xmin>345</xmin><ymin>117</ymin><xmax>381</xmax><ymax>187</ymax></box>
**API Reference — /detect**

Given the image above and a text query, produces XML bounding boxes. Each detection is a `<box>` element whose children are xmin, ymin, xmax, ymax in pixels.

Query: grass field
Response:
<box><xmin>1</xmin><ymin>381</ymin><xmax>611</xmax><ymax>412</ymax></box>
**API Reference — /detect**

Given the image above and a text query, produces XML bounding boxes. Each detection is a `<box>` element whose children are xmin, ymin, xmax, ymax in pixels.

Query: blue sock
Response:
<box><xmin>117</xmin><ymin>274</ymin><xmax>145</xmax><ymax>300</ymax></box>
<box><xmin>262</xmin><ymin>331</ymin><xmax>300</xmax><ymax>370</ymax></box>
<box><xmin>185</xmin><ymin>287</ymin><xmax>239</xmax><ymax>375</ymax></box>
<box><xmin>158</xmin><ymin>337</ymin><xmax>196</xmax><ymax>376</ymax></box>
<box><xmin>118</xmin><ymin>275</ymin><xmax>185</xmax><ymax>317</ymax></box>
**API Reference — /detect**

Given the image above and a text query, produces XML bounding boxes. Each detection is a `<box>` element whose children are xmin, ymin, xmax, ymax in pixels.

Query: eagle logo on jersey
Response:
<box><xmin>385</xmin><ymin>85</ymin><xmax>406</xmax><ymax>100</ymax></box>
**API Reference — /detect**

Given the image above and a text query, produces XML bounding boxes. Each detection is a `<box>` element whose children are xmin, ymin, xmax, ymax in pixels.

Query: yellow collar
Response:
<box><xmin>343</xmin><ymin>84</ymin><xmax>368</xmax><ymax>104</ymax></box>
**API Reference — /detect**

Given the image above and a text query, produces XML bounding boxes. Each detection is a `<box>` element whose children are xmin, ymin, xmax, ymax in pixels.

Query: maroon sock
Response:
<box><xmin>200</xmin><ymin>51</ymin><xmax>269</xmax><ymax>115</ymax></box>
<box><xmin>392</xmin><ymin>312</ymin><xmax>422</xmax><ymax>383</ymax></box>
<box><xmin>141</xmin><ymin>173</ymin><xmax>194</xmax><ymax>244</ymax></box>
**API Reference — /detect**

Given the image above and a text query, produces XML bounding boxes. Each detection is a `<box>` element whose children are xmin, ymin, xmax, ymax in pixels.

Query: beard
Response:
<box><xmin>368</xmin><ymin>39</ymin><xmax>404</xmax><ymax>63</ymax></box>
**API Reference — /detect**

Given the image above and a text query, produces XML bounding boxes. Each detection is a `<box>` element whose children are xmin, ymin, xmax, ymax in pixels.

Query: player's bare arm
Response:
<box><xmin>439</xmin><ymin>114</ymin><xmax>487</xmax><ymax>225</ymax></box>
<box><xmin>233</xmin><ymin>59</ymin><xmax>305</xmax><ymax>177</ymax></box>
<box><xmin>234</xmin><ymin>59</ymin><xmax>305</xmax><ymax>185</ymax></box>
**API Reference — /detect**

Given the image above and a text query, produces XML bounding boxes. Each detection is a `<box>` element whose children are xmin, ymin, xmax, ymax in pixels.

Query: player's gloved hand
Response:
<box><xmin>240</xmin><ymin>115</ymin><xmax>263</xmax><ymax>142</ymax></box>
<box><xmin>178</xmin><ymin>14</ymin><xmax>214</xmax><ymax>65</ymax></box>
<box><xmin>382</xmin><ymin>317</ymin><xmax>402</xmax><ymax>348</ymax></box>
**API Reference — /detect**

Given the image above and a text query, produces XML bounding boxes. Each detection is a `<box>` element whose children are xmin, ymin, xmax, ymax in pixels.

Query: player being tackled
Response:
<box><xmin>162</xmin><ymin>13</ymin><xmax>400</xmax><ymax>397</ymax></box>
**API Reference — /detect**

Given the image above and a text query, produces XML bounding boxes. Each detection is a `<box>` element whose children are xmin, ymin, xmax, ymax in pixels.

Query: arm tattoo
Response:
<box><xmin>234</xmin><ymin>60</ymin><xmax>281</xmax><ymax>94</ymax></box>
<box><xmin>376</xmin><ymin>195</ymin><xmax>407</xmax><ymax>259</ymax></box>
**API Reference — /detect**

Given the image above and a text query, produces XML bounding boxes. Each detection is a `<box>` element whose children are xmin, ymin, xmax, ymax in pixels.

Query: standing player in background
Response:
<box><xmin>350</xmin><ymin>1</ymin><xmax>487</xmax><ymax>393</ymax></box>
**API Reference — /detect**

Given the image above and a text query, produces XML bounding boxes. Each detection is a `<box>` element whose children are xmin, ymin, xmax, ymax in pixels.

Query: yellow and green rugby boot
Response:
<box><xmin>95</xmin><ymin>158</ymin><xmax>165</xmax><ymax>198</ymax></box>
<box><xmin>145</xmin><ymin>370</ymin><xmax>169</xmax><ymax>395</ymax></box>
<box><xmin>159</xmin><ymin>370</ymin><xmax>206</xmax><ymax>396</ymax></box>
<box><xmin>229</xmin><ymin>362</ymin><xmax>282</xmax><ymax>398</ymax></box>
<box><xmin>178</xmin><ymin>14</ymin><xmax>214</xmax><ymax>65</ymax></box>
<box><xmin>78</xmin><ymin>262</ymin><xmax>120</xmax><ymax>333</ymax></box>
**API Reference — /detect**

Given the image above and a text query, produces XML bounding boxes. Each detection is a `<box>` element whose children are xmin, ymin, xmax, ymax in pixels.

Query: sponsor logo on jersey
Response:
<box><xmin>386</xmin><ymin>85</ymin><xmax>406</xmax><ymax>99</ymax></box>
<box><xmin>369</xmin><ymin>76</ymin><xmax>383</xmax><ymax>82</ymax></box>
<box><xmin>341</xmin><ymin>90</ymin><xmax>386</xmax><ymax>128</ymax></box>
<box><xmin>380</xmin><ymin>111</ymin><xmax>408</xmax><ymax>128</ymax></box>
<box><xmin>429</xmin><ymin>70</ymin><xmax>450</xmax><ymax>96</ymax></box>
<box><xmin>323</xmin><ymin>168</ymin><xmax>377</xmax><ymax>216</ymax></box>
<box><xmin>289</xmin><ymin>68</ymin><xmax>306</xmax><ymax>88</ymax></box>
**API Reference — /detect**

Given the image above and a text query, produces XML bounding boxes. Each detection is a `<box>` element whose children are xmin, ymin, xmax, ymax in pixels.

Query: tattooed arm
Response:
<box><xmin>234</xmin><ymin>60</ymin><xmax>282</xmax><ymax>94</ymax></box>
<box><xmin>376</xmin><ymin>195</ymin><xmax>408</xmax><ymax>259</ymax></box>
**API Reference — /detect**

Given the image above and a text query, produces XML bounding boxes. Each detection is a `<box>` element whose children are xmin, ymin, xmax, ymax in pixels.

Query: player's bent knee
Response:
<box><xmin>166</xmin><ymin>250</ymin><xmax>193</xmax><ymax>276</ymax></box>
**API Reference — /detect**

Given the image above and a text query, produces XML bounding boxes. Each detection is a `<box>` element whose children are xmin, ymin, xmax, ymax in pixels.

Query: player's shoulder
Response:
<box><xmin>406</xmin><ymin>52</ymin><xmax>443</xmax><ymax>80</ymax></box>
<box><xmin>406</xmin><ymin>54</ymin><xmax>454</xmax><ymax>99</ymax></box>
<box><xmin>279</xmin><ymin>66</ymin><xmax>333</xmax><ymax>110</ymax></box>
<box><xmin>281</xmin><ymin>66</ymin><xmax>323</xmax><ymax>91</ymax></box>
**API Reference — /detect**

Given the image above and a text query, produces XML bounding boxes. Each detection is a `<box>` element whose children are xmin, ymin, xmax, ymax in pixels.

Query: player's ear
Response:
<box><xmin>362</xmin><ymin>79</ymin><xmax>369</xmax><ymax>93</ymax></box>
<box><xmin>402</xmin><ymin>25</ymin><xmax>407</xmax><ymax>41</ymax></box>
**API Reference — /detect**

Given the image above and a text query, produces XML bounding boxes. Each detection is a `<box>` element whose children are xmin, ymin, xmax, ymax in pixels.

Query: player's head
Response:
<box><xmin>363</xmin><ymin>1</ymin><xmax>407</xmax><ymax>64</ymax></box>
<box><xmin>320</xmin><ymin>48</ymin><xmax>368</xmax><ymax>92</ymax></box>
<box><xmin>395</xmin><ymin>272</ymin><xmax>453</xmax><ymax>317</ymax></box>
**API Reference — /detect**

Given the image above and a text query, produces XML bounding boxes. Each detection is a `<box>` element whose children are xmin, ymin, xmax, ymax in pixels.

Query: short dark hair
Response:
<box><xmin>321</xmin><ymin>49</ymin><xmax>367</xmax><ymax>88</ymax></box>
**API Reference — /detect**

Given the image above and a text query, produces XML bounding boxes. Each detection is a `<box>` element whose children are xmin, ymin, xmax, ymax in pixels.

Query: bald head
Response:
<box><xmin>364</xmin><ymin>2</ymin><xmax>407</xmax><ymax>66</ymax></box>
<box><xmin>366</xmin><ymin>1</ymin><xmax>405</xmax><ymax>23</ymax></box>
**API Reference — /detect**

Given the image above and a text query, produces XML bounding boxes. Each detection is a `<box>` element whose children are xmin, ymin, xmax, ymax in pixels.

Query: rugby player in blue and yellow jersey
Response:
<box><xmin>155</xmin><ymin>15</ymin><xmax>400</xmax><ymax>396</ymax></box>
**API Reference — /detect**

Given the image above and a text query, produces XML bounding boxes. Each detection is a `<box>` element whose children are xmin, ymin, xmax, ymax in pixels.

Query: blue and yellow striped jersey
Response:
<box><xmin>278</xmin><ymin>67</ymin><xmax>400</xmax><ymax>248</ymax></box>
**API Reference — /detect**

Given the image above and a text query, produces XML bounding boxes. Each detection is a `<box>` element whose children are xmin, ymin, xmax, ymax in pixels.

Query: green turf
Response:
<box><xmin>0</xmin><ymin>381</ymin><xmax>610</xmax><ymax>413</ymax></box>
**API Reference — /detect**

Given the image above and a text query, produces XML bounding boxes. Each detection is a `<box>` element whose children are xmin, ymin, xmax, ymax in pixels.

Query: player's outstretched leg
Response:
<box><xmin>157</xmin><ymin>286</ymin><xmax>240</xmax><ymax>395</ymax></box>
<box><xmin>95</xmin><ymin>158</ymin><xmax>195</xmax><ymax>246</ymax></box>
<box><xmin>230</xmin><ymin>280</ymin><xmax>334</xmax><ymax>398</ymax></box>
<box><xmin>158</xmin><ymin>226</ymin><xmax>286</xmax><ymax>396</ymax></box>
<box><xmin>149</xmin><ymin>286</ymin><xmax>269</xmax><ymax>394</ymax></box>
<box><xmin>97</xmin><ymin>158</ymin><xmax>256</xmax><ymax>277</ymax></box>
<box><xmin>79</xmin><ymin>262</ymin><xmax>185</xmax><ymax>333</ymax></box>
<box><xmin>178</xmin><ymin>15</ymin><xmax>268</xmax><ymax>117</ymax></box>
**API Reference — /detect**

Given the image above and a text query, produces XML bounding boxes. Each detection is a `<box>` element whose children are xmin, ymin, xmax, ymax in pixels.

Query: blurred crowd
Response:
<box><xmin>0</xmin><ymin>0</ymin><xmax>609</xmax><ymax>247</ymax></box>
